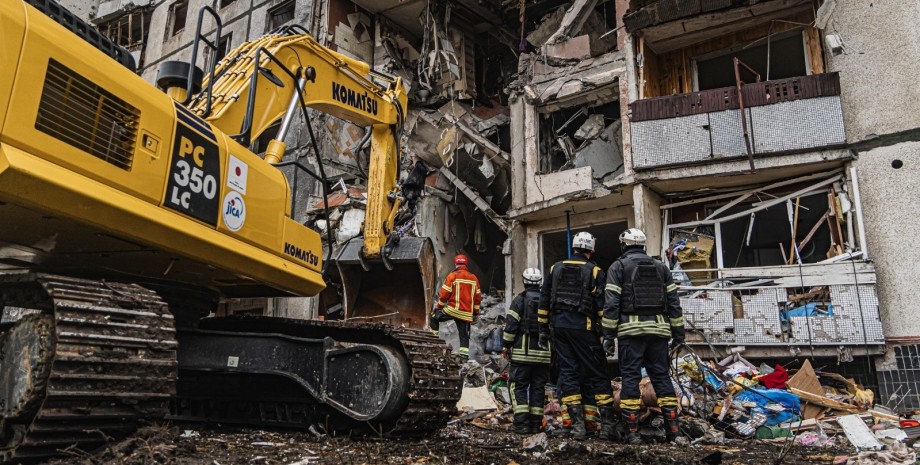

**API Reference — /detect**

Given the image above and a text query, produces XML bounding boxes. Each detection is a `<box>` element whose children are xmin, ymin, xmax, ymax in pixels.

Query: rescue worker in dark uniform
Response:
<box><xmin>602</xmin><ymin>228</ymin><xmax>685</xmax><ymax>444</ymax></box>
<box><xmin>502</xmin><ymin>267</ymin><xmax>551</xmax><ymax>434</ymax></box>
<box><xmin>538</xmin><ymin>232</ymin><xmax>617</xmax><ymax>441</ymax></box>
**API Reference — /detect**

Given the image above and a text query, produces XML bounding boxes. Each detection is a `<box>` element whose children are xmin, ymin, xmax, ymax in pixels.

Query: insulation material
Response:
<box><xmin>675</xmin><ymin>236</ymin><xmax>714</xmax><ymax>282</ymax></box>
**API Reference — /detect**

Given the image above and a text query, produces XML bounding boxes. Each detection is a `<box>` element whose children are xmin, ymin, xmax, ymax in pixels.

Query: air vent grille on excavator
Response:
<box><xmin>35</xmin><ymin>59</ymin><xmax>140</xmax><ymax>170</ymax></box>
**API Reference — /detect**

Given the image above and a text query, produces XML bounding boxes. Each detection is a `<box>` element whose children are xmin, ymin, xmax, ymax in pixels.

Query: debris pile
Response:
<box><xmin>455</xmin><ymin>345</ymin><xmax>920</xmax><ymax>464</ymax></box>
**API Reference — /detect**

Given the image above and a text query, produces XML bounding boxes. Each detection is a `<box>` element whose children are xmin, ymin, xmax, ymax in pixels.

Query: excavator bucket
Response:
<box><xmin>334</xmin><ymin>237</ymin><xmax>436</xmax><ymax>330</ymax></box>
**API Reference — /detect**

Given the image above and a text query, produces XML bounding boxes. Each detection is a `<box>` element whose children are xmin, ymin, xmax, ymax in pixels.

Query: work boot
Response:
<box><xmin>598</xmin><ymin>406</ymin><xmax>621</xmax><ymax>441</ymax></box>
<box><xmin>622</xmin><ymin>410</ymin><xmax>642</xmax><ymax>445</ymax></box>
<box><xmin>567</xmin><ymin>405</ymin><xmax>587</xmax><ymax>441</ymax></box>
<box><xmin>661</xmin><ymin>406</ymin><xmax>680</xmax><ymax>442</ymax></box>
<box><xmin>530</xmin><ymin>414</ymin><xmax>544</xmax><ymax>434</ymax></box>
<box><xmin>508</xmin><ymin>413</ymin><xmax>531</xmax><ymax>435</ymax></box>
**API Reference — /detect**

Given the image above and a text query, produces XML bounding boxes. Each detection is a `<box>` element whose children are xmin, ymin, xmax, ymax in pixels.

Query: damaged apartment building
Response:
<box><xmin>508</xmin><ymin>0</ymin><xmax>920</xmax><ymax>408</ymax></box>
<box><xmin>98</xmin><ymin>0</ymin><xmax>920</xmax><ymax>406</ymax></box>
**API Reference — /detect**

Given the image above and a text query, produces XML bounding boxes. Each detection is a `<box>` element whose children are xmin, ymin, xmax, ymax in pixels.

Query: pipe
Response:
<box><xmin>566</xmin><ymin>211</ymin><xmax>572</xmax><ymax>259</ymax></box>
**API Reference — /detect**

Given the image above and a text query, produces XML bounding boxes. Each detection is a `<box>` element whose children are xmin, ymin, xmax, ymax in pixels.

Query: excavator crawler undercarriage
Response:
<box><xmin>0</xmin><ymin>274</ymin><xmax>460</xmax><ymax>463</ymax></box>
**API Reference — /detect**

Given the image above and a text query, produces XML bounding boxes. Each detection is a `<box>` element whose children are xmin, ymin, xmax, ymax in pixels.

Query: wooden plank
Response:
<box><xmin>787</xmin><ymin>387</ymin><xmax>860</xmax><ymax>413</ymax></box>
<box><xmin>803</xmin><ymin>26</ymin><xmax>825</xmax><ymax>74</ymax></box>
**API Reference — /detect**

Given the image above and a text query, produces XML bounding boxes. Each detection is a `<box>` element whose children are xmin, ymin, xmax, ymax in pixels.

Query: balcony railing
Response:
<box><xmin>630</xmin><ymin>73</ymin><xmax>846</xmax><ymax>169</ymax></box>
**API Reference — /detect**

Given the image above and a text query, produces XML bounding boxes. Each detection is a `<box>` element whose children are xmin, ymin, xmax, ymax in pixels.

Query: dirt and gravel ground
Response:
<box><xmin>43</xmin><ymin>422</ymin><xmax>852</xmax><ymax>465</ymax></box>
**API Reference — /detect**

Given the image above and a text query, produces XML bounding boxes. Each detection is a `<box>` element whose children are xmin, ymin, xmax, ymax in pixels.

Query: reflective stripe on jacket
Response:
<box><xmin>503</xmin><ymin>288</ymin><xmax>551</xmax><ymax>365</ymax></box>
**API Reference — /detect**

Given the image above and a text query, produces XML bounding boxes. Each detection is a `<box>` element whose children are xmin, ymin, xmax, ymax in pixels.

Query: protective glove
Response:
<box><xmin>538</xmin><ymin>332</ymin><xmax>550</xmax><ymax>350</ymax></box>
<box><xmin>501</xmin><ymin>348</ymin><xmax>510</xmax><ymax>360</ymax></box>
<box><xmin>602</xmin><ymin>338</ymin><xmax>617</xmax><ymax>356</ymax></box>
<box><xmin>669</xmin><ymin>336</ymin><xmax>685</xmax><ymax>351</ymax></box>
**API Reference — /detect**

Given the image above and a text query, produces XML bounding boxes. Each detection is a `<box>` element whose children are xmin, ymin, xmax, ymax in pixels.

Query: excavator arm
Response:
<box><xmin>185</xmin><ymin>32</ymin><xmax>408</xmax><ymax>261</ymax></box>
<box><xmin>169</xmin><ymin>29</ymin><xmax>436</xmax><ymax>327</ymax></box>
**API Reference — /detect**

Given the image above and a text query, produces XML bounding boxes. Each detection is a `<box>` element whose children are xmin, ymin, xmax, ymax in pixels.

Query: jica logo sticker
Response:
<box><xmin>222</xmin><ymin>192</ymin><xmax>246</xmax><ymax>232</ymax></box>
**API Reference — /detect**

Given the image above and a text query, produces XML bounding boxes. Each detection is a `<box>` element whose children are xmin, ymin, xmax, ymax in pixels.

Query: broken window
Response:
<box><xmin>166</xmin><ymin>0</ymin><xmax>188</xmax><ymax>37</ymax></box>
<box><xmin>267</xmin><ymin>0</ymin><xmax>295</xmax><ymax>31</ymax></box>
<box><xmin>99</xmin><ymin>10</ymin><xmax>149</xmax><ymax>50</ymax></box>
<box><xmin>637</xmin><ymin>8</ymin><xmax>821</xmax><ymax>98</ymax></box>
<box><xmin>219</xmin><ymin>0</ymin><xmax>237</xmax><ymax>9</ymax></box>
<box><xmin>538</xmin><ymin>101</ymin><xmax>624</xmax><ymax>182</ymax></box>
<box><xmin>662</xmin><ymin>171</ymin><xmax>862</xmax><ymax>284</ymax></box>
<box><xmin>694</xmin><ymin>31</ymin><xmax>807</xmax><ymax>91</ymax></box>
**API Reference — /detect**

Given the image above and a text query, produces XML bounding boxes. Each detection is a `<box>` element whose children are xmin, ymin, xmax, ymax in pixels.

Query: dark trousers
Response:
<box><xmin>510</xmin><ymin>363</ymin><xmax>550</xmax><ymax>414</ymax></box>
<box><xmin>618</xmin><ymin>335</ymin><xmax>673</xmax><ymax>405</ymax></box>
<box><xmin>553</xmin><ymin>327</ymin><xmax>611</xmax><ymax>405</ymax></box>
<box><xmin>431</xmin><ymin>310</ymin><xmax>471</xmax><ymax>353</ymax></box>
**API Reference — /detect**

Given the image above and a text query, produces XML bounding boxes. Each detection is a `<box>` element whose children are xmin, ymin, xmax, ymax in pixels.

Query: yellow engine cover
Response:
<box><xmin>0</xmin><ymin>0</ymin><xmax>324</xmax><ymax>298</ymax></box>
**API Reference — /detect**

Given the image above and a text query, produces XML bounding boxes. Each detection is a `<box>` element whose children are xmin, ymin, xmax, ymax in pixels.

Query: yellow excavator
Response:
<box><xmin>0</xmin><ymin>1</ymin><xmax>458</xmax><ymax>462</ymax></box>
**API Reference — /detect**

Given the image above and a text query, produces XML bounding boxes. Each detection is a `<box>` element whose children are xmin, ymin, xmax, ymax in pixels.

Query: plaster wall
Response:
<box><xmin>527</xmin><ymin>167</ymin><xmax>595</xmax><ymax>203</ymax></box>
<box><xmin>58</xmin><ymin>0</ymin><xmax>98</xmax><ymax>20</ymax></box>
<box><xmin>852</xmin><ymin>142</ymin><xmax>920</xmax><ymax>339</ymax></box>
<box><xmin>824</xmin><ymin>1</ymin><xmax>920</xmax><ymax>142</ymax></box>
<box><xmin>632</xmin><ymin>183</ymin><xmax>663</xmax><ymax>257</ymax></box>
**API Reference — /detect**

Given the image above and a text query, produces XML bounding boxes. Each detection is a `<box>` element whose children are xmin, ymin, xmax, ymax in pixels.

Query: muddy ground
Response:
<box><xmin>44</xmin><ymin>422</ymin><xmax>852</xmax><ymax>465</ymax></box>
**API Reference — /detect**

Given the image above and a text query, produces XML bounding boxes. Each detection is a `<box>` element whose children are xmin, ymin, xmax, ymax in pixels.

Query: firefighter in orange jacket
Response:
<box><xmin>430</xmin><ymin>254</ymin><xmax>482</xmax><ymax>358</ymax></box>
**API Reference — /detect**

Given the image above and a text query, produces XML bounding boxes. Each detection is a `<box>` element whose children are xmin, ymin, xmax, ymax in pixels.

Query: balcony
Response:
<box><xmin>630</xmin><ymin>73</ymin><xmax>846</xmax><ymax>170</ymax></box>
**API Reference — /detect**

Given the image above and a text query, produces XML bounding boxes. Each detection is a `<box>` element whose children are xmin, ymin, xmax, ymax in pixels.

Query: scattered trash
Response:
<box><xmin>180</xmin><ymin>430</ymin><xmax>200</xmax><ymax>438</ymax></box>
<box><xmin>874</xmin><ymin>428</ymin><xmax>907</xmax><ymax>444</ymax></box>
<box><xmin>795</xmin><ymin>431</ymin><xmax>836</xmax><ymax>448</ymax></box>
<box><xmin>522</xmin><ymin>432</ymin><xmax>548</xmax><ymax>451</ymax></box>
<box><xmin>845</xmin><ymin>442</ymin><xmax>916</xmax><ymax>465</ymax></box>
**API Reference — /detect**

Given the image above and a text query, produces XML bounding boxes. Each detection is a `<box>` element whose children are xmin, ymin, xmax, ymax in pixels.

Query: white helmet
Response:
<box><xmin>619</xmin><ymin>228</ymin><xmax>647</xmax><ymax>248</ymax></box>
<box><xmin>522</xmin><ymin>267</ymin><xmax>543</xmax><ymax>286</ymax></box>
<box><xmin>572</xmin><ymin>231</ymin><xmax>596</xmax><ymax>252</ymax></box>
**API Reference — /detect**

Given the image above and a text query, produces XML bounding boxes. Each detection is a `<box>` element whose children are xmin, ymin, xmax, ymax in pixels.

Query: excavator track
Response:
<box><xmin>172</xmin><ymin>317</ymin><xmax>462</xmax><ymax>436</ymax></box>
<box><xmin>0</xmin><ymin>273</ymin><xmax>177</xmax><ymax>464</ymax></box>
